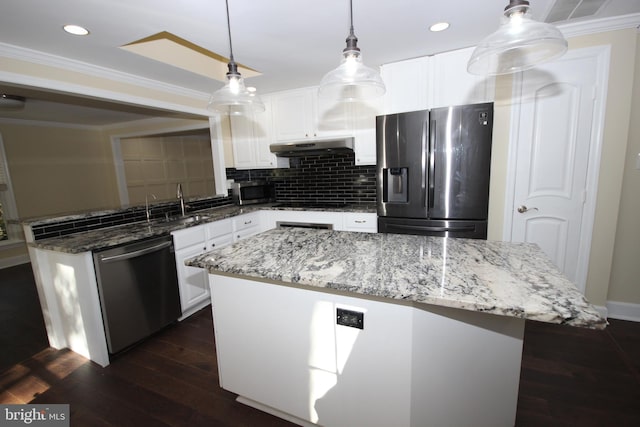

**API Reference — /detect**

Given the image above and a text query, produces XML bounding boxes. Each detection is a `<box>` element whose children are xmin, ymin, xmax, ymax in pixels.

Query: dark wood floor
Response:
<box><xmin>1</xmin><ymin>264</ymin><xmax>639</xmax><ymax>426</ymax></box>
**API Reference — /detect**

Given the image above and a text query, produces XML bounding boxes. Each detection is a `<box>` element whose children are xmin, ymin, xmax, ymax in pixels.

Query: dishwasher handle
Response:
<box><xmin>98</xmin><ymin>240</ymin><xmax>173</xmax><ymax>263</ymax></box>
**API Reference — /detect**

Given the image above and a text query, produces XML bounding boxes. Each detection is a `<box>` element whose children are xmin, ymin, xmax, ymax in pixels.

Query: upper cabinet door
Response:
<box><xmin>430</xmin><ymin>47</ymin><xmax>496</xmax><ymax>109</ymax></box>
<box><xmin>272</xmin><ymin>87</ymin><xmax>352</xmax><ymax>141</ymax></box>
<box><xmin>230</xmin><ymin>96</ymin><xmax>288</xmax><ymax>169</ymax></box>
<box><xmin>381</xmin><ymin>56</ymin><xmax>430</xmax><ymax>115</ymax></box>
<box><xmin>272</xmin><ymin>88</ymin><xmax>316</xmax><ymax>140</ymax></box>
<box><xmin>381</xmin><ymin>47</ymin><xmax>495</xmax><ymax>114</ymax></box>
<box><xmin>350</xmin><ymin>96</ymin><xmax>382</xmax><ymax>165</ymax></box>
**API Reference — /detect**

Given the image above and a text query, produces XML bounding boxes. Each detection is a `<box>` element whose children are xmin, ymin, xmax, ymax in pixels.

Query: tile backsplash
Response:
<box><xmin>226</xmin><ymin>152</ymin><xmax>376</xmax><ymax>205</ymax></box>
<box><xmin>30</xmin><ymin>196</ymin><xmax>232</xmax><ymax>241</ymax></box>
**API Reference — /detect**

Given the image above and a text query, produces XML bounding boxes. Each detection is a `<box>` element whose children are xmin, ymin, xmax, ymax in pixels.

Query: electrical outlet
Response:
<box><xmin>337</xmin><ymin>308</ymin><xmax>364</xmax><ymax>329</ymax></box>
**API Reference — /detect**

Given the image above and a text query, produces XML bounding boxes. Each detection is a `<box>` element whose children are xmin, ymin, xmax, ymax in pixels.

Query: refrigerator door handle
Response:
<box><xmin>428</xmin><ymin>120</ymin><xmax>436</xmax><ymax>209</ymax></box>
<box><xmin>421</xmin><ymin>119</ymin><xmax>428</xmax><ymax>208</ymax></box>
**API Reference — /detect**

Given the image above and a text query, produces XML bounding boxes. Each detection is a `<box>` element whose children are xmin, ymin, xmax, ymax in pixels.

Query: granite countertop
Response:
<box><xmin>30</xmin><ymin>203</ymin><xmax>376</xmax><ymax>253</ymax></box>
<box><xmin>187</xmin><ymin>228</ymin><xmax>607</xmax><ymax>330</ymax></box>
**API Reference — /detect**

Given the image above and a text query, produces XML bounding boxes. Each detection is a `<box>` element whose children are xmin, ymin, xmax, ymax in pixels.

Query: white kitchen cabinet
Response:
<box><xmin>229</xmin><ymin>95</ymin><xmax>289</xmax><ymax>170</ymax></box>
<box><xmin>350</xmin><ymin>96</ymin><xmax>382</xmax><ymax>165</ymax></box>
<box><xmin>174</xmin><ymin>242</ymin><xmax>210</xmax><ymax>318</ymax></box>
<box><xmin>429</xmin><ymin>47</ymin><xmax>495</xmax><ymax>109</ymax></box>
<box><xmin>172</xmin><ymin>225</ymin><xmax>209</xmax><ymax>319</ymax></box>
<box><xmin>205</xmin><ymin>218</ymin><xmax>233</xmax><ymax>251</ymax></box>
<box><xmin>343</xmin><ymin>212</ymin><xmax>378</xmax><ymax>233</ymax></box>
<box><xmin>232</xmin><ymin>211</ymin><xmax>264</xmax><ymax>241</ymax></box>
<box><xmin>381</xmin><ymin>56</ymin><xmax>431</xmax><ymax>115</ymax></box>
<box><xmin>381</xmin><ymin>47</ymin><xmax>495</xmax><ymax>114</ymax></box>
<box><xmin>172</xmin><ymin>219</ymin><xmax>234</xmax><ymax>319</ymax></box>
<box><xmin>272</xmin><ymin>87</ymin><xmax>351</xmax><ymax>141</ymax></box>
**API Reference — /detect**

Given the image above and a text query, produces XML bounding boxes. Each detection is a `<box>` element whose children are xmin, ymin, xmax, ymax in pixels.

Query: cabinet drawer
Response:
<box><xmin>207</xmin><ymin>233</ymin><xmax>233</xmax><ymax>251</ymax></box>
<box><xmin>235</xmin><ymin>225</ymin><xmax>262</xmax><ymax>241</ymax></box>
<box><xmin>233</xmin><ymin>212</ymin><xmax>262</xmax><ymax>232</ymax></box>
<box><xmin>172</xmin><ymin>225</ymin><xmax>206</xmax><ymax>250</ymax></box>
<box><xmin>343</xmin><ymin>213</ymin><xmax>378</xmax><ymax>232</ymax></box>
<box><xmin>206</xmin><ymin>218</ymin><xmax>232</xmax><ymax>238</ymax></box>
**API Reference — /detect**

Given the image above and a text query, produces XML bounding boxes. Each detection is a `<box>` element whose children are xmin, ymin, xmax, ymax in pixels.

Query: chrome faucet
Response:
<box><xmin>145</xmin><ymin>193</ymin><xmax>157</xmax><ymax>223</ymax></box>
<box><xmin>177</xmin><ymin>183</ymin><xmax>185</xmax><ymax>217</ymax></box>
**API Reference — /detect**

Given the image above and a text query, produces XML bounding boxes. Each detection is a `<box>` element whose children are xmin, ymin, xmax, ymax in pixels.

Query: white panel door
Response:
<box><xmin>510</xmin><ymin>51</ymin><xmax>603</xmax><ymax>291</ymax></box>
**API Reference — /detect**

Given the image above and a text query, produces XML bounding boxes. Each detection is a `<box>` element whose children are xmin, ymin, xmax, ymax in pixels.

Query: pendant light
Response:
<box><xmin>207</xmin><ymin>0</ymin><xmax>265</xmax><ymax>116</ymax></box>
<box><xmin>318</xmin><ymin>0</ymin><xmax>385</xmax><ymax>102</ymax></box>
<box><xmin>467</xmin><ymin>0</ymin><xmax>567</xmax><ymax>76</ymax></box>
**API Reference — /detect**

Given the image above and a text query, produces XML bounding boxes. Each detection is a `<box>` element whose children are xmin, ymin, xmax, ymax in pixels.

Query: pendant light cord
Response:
<box><xmin>349</xmin><ymin>0</ymin><xmax>354</xmax><ymax>37</ymax></box>
<box><xmin>224</xmin><ymin>0</ymin><xmax>239</xmax><ymax>75</ymax></box>
<box><xmin>344</xmin><ymin>0</ymin><xmax>359</xmax><ymax>52</ymax></box>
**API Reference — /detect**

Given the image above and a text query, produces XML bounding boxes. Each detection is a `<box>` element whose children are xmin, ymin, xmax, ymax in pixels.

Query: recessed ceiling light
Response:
<box><xmin>429</xmin><ymin>22</ymin><xmax>450</xmax><ymax>32</ymax></box>
<box><xmin>63</xmin><ymin>24</ymin><xmax>90</xmax><ymax>36</ymax></box>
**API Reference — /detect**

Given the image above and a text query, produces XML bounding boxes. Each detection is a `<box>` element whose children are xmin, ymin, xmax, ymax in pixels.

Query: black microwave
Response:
<box><xmin>232</xmin><ymin>180</ymin><xmax>275</xmax><ymax>205</ymax></box>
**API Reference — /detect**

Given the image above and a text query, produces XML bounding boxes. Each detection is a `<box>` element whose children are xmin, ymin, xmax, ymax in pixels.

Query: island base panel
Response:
<box><xmin>209</xmin><ymin>274</ymin><xmax>524</xmax><ymax>427</ymax></box>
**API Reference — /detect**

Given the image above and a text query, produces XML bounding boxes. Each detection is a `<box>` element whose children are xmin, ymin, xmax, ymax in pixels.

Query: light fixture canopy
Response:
<box><xmin>318</xmin><ymin>0</ymin><xmax>385</xmax><ymax>102</ymax></box>
<box><xmin>467</xmin><ymin>0</ymin><xmax>567</xmax><ymax>76</ymax></box>
<box><xmin>207</xmin><ymin>0</ymin><xmax>265</xmax><ymax>116</ymax></box>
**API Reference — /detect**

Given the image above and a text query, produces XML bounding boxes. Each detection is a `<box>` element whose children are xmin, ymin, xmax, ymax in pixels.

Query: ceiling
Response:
<box><xmin>1</xmin><ymin>0</ymin><xmax>639</xmax><ymax>126</ymax></box>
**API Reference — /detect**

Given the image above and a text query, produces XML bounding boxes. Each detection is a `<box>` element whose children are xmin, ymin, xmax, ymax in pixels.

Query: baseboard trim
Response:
<box><xmin>0</xmin><ymin>254</ymin><xmax>30</xmax><ymax>269</ymax></box>
<box><xmin>606</xmin><ymin>301</ymin><xmax>640</xmax><ymax>322</ymax></box>
<box><xmin>236</xmin><ymin>396</ymin><xmax>315</xmax><ymax>427</ymax></box>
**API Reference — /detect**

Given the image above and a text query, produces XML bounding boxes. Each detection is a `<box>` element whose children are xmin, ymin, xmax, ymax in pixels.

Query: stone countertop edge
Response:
<box><xmin>186</xmin><ymin>228</ymin><xmax>607</xmax><ymax>330</ymax></box>
<box><xmin>28</xmin><ymin>203</ymin><xmax>377</xmax><ymax>253</ymax></box>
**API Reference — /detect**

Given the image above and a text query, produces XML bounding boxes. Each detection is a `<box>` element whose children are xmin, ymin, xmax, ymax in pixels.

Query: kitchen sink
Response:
<box><xmin>163</xmin><ymin>213</ymin><xmax>210</xmax><ymax>225</ymax></box>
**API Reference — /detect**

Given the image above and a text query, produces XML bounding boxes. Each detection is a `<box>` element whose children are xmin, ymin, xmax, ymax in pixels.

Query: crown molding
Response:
<box><xmin>0</xmin><ymin>42</ymin><xmax>211</xmax><ymax>116</ymax></box>
<box><xmin>558</xmin><ymin>13</ymin><xmax>640</xmax><ymax>38</ymax></box>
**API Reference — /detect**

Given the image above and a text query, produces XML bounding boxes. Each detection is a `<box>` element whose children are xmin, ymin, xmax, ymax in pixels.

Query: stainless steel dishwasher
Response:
<box><xmin>93</xmin><ymin>235</ymin><xmax>182</xmax><ymax>354</ymax></box>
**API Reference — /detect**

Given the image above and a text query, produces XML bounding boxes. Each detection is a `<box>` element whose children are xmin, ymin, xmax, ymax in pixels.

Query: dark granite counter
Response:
<box><xmin>29</xmin><ymin>203</ymin><xmax>376</xmax><ymax>253</ymax></box>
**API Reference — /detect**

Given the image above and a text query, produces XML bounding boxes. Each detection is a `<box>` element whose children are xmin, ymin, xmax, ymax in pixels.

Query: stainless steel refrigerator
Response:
<box><xmin>377</xmin><ymin>103</ymin><xmax>493</xmax><ymax>239</ymax></box>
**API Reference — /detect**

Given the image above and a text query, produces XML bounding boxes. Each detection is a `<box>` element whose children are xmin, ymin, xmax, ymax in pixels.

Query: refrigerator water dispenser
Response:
<box><xmin>383</xmin><ymin>167</ymin><xmax>408</xmax><ymax>203</ymax></box>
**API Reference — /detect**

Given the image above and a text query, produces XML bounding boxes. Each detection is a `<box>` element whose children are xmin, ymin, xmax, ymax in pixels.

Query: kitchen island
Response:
<box><xmin>187</xmin><ymin>228</ymin><xmax>605</xmax><ymax>427</ymax></box>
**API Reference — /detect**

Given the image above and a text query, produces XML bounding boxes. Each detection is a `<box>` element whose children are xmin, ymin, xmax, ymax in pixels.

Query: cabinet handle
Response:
<box><xmin>211</xmin><ymin>243</ymin><xmax>216</xmax><ymax>248</ymax></box>
<box><xmin>237</xmin><ymin>234</ymin><xmax>241</xmax><ymax>239</ymax></box>
<box><xmin>305</xmin><ymin>133</ymin><xmax>309</xmax><ymax>137</ymax></box>
<box><xmin>355</xmin><ymin>220</ymin><xmax>366</xmax><ymax>224</ymax></box>
<box><xmin>244</xmin><ymin>220</ymin><xmax>252</xmax><ymax>225</ymax></box>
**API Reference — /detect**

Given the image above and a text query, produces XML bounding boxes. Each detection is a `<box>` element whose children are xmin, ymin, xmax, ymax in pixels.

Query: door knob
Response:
<box><xmin>517</xmin><ymin>205</ymin><xmax>538</xmax><ymax>213</ymax></box>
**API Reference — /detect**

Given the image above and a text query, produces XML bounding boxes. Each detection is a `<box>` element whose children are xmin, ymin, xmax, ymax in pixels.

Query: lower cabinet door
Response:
<box><xmin>174</xmin><ymin>243</ymin><xmax>210</xmax><ymax>316</ymax></box>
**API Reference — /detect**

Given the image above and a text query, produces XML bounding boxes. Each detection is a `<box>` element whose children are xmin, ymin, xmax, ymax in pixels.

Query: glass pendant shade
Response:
<box><xmin>318</xmin><ymin>0</ymin><xmax>385</xmax><ymax>102</ymax></box>
<box><xmin>319</xmin><ymin>49</ymin><xmax>385</xmax><ymax>101</ymax></box>
<box><xmin>467</xmin><ymin>0</ymin><xmax>567</xmax><ymax>76</ymax></box>
<box><xmin>207</xmin><ymin>66</ymin><xmax>265</xmax><ymax>116</ymax></box>
<box><xmin>206</xmin><ymin>0</ymin><xmax>264</xmax><ymax>116</ymax></box>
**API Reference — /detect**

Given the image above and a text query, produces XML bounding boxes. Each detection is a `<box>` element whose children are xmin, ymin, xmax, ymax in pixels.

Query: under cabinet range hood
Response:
<box><xmin>269</xmin><ymin>137</ymin><xmax>354</xmax><ymax>157</ymax></box>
